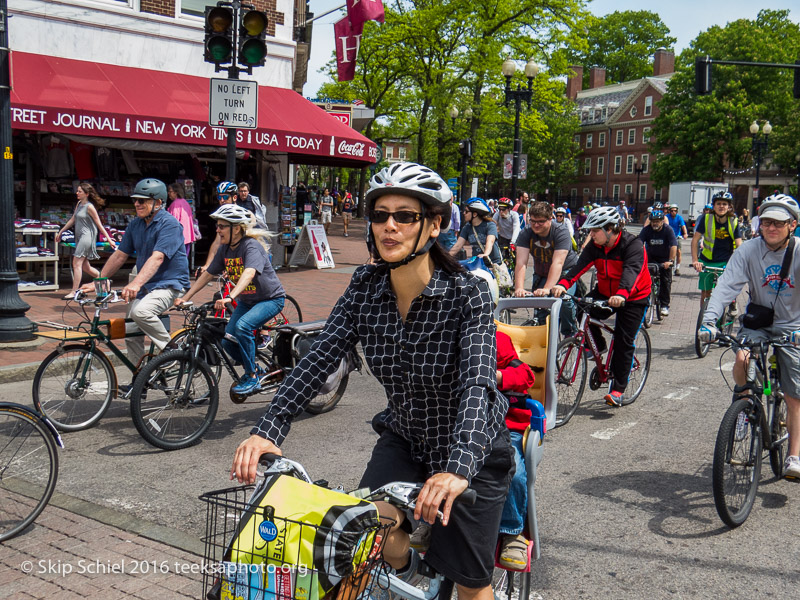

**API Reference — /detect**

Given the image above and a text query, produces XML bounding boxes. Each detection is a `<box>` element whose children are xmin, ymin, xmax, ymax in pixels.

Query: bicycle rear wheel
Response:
<box><xmin>0</xmin><ymin>406</ymin><xmax>59</xmax><ymax>542</ymax></box>
<box><xmin>769</xmin><ymin>394</ymin><xmax>788</xmax><ymax>479</ymax></box>
<box><xmin>268</xmin><ymin>294</ymin><xmax>302</xmax><ymax>327</ymax></box>
<box><xmin>644</xmin><ymin>294</ymin><xmax>654</xmax><ymax>329</ymax></box>
<box><xmin>694</xmin><ymin>297</ymin><xmax>711</xmax><ymax>358</ymax></box>
<box><xmin>622</xmin><ymin>328</ymin><xmax>651</xmax><ymax>405</ymax></box>
<box><xmin>305</xmin><ymin>366</ymin><xmax>349</xmax><ymax>415</ymax></box>
<box><xmin>492</xmin><ymin>568</ymin><xmax>531</xmax><ymax>600</ymax></box>
<box><xmin>712</xmin><ymin>397</ymin><xmax>762</xmax><ymax>528</ymax></box>
<box><xmin>554</xmin><ymin>337</ymin><xmax>587</xmax><ymax>427</ymax></box>
<box><xmin>130</xmin><ymin>350</ymin><xmax>219</xmax><ymax>450</ymax></box>
<box><xmin>32</xmin><ymin>345</ymin><xmax>115</xmax><ymax>431</ymax></box>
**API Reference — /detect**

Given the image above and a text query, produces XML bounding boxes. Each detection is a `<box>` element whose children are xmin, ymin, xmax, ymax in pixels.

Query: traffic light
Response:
<box><xmin>695</xmin><ymin>56</ymin><xmax>712</xmax><ymax>95</ymax></box>
<box><xmin>238</xmin><ymin>10</ymin><xmax>268</xmax><ymax>69</ymax></box>
<box><xmin>204</xmin><ymin>6</ymin><xmax>234</xmax><ymax>68</ymax></box>
<box><xmin>794</xmin><ymin>60</ymin><xmax>800</xmax><ymax>99</ymax></box>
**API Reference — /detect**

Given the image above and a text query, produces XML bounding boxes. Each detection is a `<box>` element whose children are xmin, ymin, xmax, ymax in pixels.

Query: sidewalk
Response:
<box><xmin>1</xmin><ymin>218</ymin><xmax>371</xmax><ymax>383</ymax></box>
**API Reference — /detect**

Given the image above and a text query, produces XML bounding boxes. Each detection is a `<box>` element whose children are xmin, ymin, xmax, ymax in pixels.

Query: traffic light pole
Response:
<box><xmin>226</xmin><ymin>65</ymin><xmax>238</xmax><ymax>182</ymax></box>
<box><xmin>695</xmin><ymin>56</ymin><xmax>800</xmax><ymax>97</ymax></box>
<box><xmin>0</xmin><ymin>0</ymin><xmax>35</xmax><ymax>341</ymax></box>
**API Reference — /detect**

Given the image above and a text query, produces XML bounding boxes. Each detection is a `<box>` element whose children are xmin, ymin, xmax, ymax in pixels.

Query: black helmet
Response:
<box><xmin>131</xmin><ymin>179</ymin><xmax>167</xmax><ymax>202</ymax></box>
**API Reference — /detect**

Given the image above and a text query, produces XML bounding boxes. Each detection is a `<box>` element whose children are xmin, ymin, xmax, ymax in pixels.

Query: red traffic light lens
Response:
<box><xmin>208</xmin><ymin>7</ymin><xmax>233</xmax><ymax>33</ymax></box>
<box><xmin>242</xmin><ymin>11</ymin><xmax>268</xmax><ymax>36</ymax></box>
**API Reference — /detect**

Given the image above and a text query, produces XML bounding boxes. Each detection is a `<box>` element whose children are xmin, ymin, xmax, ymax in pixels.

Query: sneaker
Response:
<box><xmin>674</xmin><ymin>268</ymin><xmax>681</xmax><ymax>277</ymax></box>
<box><xmin>735</xmin><ymin>412</ymin><xmax>748</xmax><ymax>441</ymax></box>
<box><xmin>232</xmin><ymin>374</ymin><xmax>262</xmax><ymax>395</ymax></box>
<box><xmin>498</xmin><ymin>534</ymin><xmax>529</xmax><ymax>571</ymax></box>
<box><xmin>409</xmin><ymin>523</ymin><xmax>432</xmax><ymax>552</ymax></box>
<box><xmin>344</xmin><ymin>233</ymin><xmax>349</xmax><ymax>237</ymax></box>
<box><xmin>785</xmin><ymin>455</ymin><xmax>800</xmax><ymax>479</ymax></box>
<box><xmin>660</xmin><ymin>306</ymin><xmax>669</xmax><ymax>317</ymax></box>
<box><xmin>604</xmin><ymin>390</ymin><xmax>624</xmax><ymax>407</ymax></box>
<box><xmin>118</xmin><ymin>384</ymin><xmax>133</xmax><ymax>398</ymax></box>
<box><xmin>257</xmin><ymin>334</ymin><xmax>270</xmax><ymax>351</ymax></box>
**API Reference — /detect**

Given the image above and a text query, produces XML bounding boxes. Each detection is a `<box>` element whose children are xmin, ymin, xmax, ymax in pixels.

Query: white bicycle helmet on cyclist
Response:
<box><xmin>365</xmin><ymin>161</ymin><xmax>451</xmax><ymax>268</ymax></box>
<box><xmin>210</xmin><ymin>204</ymin><xmax>254</xmax><ymax>225</ymax></box>
<box><xmin>581</xmin><ymin>205</ymin><xmax>620</xmax><ymax>229</ymax></box>
<box><xmin>759</xmin><ymin>193</ymin><xmax>800</xmax><ymax>222</ymax></box>
<box><xmin>554</xmin><ymin>206</ymin><xmax>567</xmax><ymax>216</ymax></box>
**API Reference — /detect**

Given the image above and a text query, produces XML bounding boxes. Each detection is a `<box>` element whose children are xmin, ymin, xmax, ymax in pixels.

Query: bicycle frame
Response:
<box><xmin>563</xmin><ymin>309</ymin><xmax>616</xmax><ymax>383</ymax></box>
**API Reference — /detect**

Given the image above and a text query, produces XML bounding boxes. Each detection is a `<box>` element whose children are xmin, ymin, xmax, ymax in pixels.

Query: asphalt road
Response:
<box><xmin>7</xmin><ymin>238</ymin><xmax>800</xmax><ymax>598</ymax></box>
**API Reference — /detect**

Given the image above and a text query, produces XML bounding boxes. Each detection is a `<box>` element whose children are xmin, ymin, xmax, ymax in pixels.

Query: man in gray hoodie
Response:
<box><xmin>699</xmin><ymin>193</ymin><xmax>800</xmax><ymax>478</ymax></box>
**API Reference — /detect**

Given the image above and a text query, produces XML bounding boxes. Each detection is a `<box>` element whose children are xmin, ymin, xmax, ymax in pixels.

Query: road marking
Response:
<box><xmin>591</xmin><ymin>422</ymin><xmax>637</xmax><ymax>440</ymax></box>
<box><xmin>662</xmin><ymin>387</ymin><xmax>698</xmax><ymax>400</ymax></box>
<box><xmin>721</xmin><ymin>361</ymin><xmax>735</xmax><ymax>371</ymax></box>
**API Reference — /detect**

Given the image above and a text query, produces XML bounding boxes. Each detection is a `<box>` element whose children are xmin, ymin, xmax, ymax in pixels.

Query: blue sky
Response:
<box><xmin>301</xmin><ymin>1</ymin><xmax>797</xmax><ymax>98</ymax></box>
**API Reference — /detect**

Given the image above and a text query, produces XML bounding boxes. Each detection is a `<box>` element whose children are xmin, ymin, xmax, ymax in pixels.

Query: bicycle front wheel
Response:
<box><xmin>644</xmin><ymin>295</ymin><xmax>654</xmax><ymax>329</ymax></box>
<box><xmin>694</xmin><ymin>297</ymin><xmax>711</xmax><ymax>358</ymax></box>
<box><xmin>130</xmin><ymin>350</ymin><xmax>219</xmax><ymax>451</ymax></box>
<box><xmin>492</xmin><ymin>567</ymin><xmax>531</xmax><ymax>600</ymax></box>
<box><xmin>0</xmin><ymin>406</ymin><xmax>59</xmax><ymax>542</ymax></box>
<box><xmin>622</xmin><ymin>328</ymin><xmax>651</xmax><ymax>405</ymax></box>
<box><xmin>554</xmin><ymin>337</ymin><xmax>587</xmax><ymax>427</ymax></box>
<box><xmin>32</xmin><ymin>345</ymin><xmax>115</xmax><ymax>431</ymax></box>
<box><xmin>769</xmin><ymin>394</ymin><xmax>788</xmax><ymax>479</ymax></box>
<box><xmin>712</xmin><ymin>397</ymin><xmax>762</xmax><ymax>528</ymax></box>
<box><xmin>166</xmin><ymin>330</ymin><xmax>222</xmax><ymax>382</ymax></box>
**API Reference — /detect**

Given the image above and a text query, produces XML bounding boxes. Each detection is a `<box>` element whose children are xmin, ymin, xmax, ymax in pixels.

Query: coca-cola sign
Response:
<box><xmin>338</xmin><ymin>140</ymin><xmax>366</xmax><ymax>157</ymax></box>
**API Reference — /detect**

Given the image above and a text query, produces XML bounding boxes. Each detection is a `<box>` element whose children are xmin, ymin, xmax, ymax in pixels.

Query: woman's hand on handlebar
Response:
<box><xmin>513</xmin><ymin>288</ymin><xmax>533</xmax><ymax>298</ymax></box>
<box><xmin>550</xmin><ymin>285</ymin><xmax>567</xmax><ymax>298</ymax></box>
<box><xmin>608</xmin><ymin>295</ymin><xmax>626</xmax><ymax>308</ymax></box>
<box><xmin>215</xmin><ymin>296</ymin><xmax>233</xmax><ymax>313</ymax></box>
<box><xmin>532</xmin><ymin>288</ymin><xmax>552</xmax><ymax>297</ymax></box>
<box><xmin>414</xmin><ymin>472</ymin><xmax>468</xmax><ymax>526</ymax></box>
<box><xmin>231</xmin><ymin>434</ymin><xmax>282</xmax><ymax>484</ymax></box>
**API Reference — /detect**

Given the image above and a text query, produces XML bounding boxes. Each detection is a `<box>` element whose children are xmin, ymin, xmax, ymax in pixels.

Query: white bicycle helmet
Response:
<box><xmin>554</xmin><ymin>207</ymin><xmax>567</xmax><ymax>215</ymax></box>
<box><xmin>581</xmin><ymin>205</ymin><xmax>621</xmax><ymax>229</ymax></box>
<box><xmin>759</xmin><ymin>193</ymin><xmax>800</xmax><ymax>222</ymax></box>
<box><xmin>210</xmin><ymin>204</ymin><xmax>254</xmax><ymax>225</ymax></box>
<box><xmin>366</xmin><ymin>162</ymin><xmax>451</xmax><ymax>229</ymax></box>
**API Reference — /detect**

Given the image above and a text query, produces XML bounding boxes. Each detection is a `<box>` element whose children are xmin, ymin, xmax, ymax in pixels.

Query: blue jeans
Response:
<box><xmin>222</xmin><ymin>296</ymin><xmax>285</xmax><ymax>376</ymax></box>
<box><xmin>499</xmin><ymin>431</ymin><xmax>527</xmax><ymax>535</ymax></box>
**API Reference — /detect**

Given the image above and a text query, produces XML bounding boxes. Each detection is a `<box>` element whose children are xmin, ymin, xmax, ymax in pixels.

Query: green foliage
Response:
<box><xmin>651</xmin><ymin>9</ymin><xmax>800</xmax><ymax>188</ymax></box>
<box><xmin>561</xmin><ymin>11</ymin><xmax>676</xmax><ymax>84</ymax></box>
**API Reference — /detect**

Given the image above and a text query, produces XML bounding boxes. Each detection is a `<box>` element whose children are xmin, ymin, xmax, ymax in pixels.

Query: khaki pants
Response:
<box><xmin>126</xmin><ymin>287</ymin><xmax>181</xmax><ymax>367</ymax></box>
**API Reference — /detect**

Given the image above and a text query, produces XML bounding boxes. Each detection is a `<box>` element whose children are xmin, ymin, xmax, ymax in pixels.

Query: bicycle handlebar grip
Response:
<box><xmin>457</xmin><ymin>488</ymin><xmax>477</xmax><ymax>506</ymax></box>
<box><xmin>258</xmin><ymin>452</ymin><xmax>282</xmax><ymax>467</ymax></box>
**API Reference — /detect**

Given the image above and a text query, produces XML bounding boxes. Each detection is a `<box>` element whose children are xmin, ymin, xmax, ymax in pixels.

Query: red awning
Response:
<box><xmin>9</xmin><ymin>52</ymin><xmax>376</xmax><ymax>166</ymax></box>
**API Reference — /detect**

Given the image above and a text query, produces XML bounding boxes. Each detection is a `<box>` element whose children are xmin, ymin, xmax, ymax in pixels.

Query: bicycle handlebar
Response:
<box><xmin>714</xmin><ymin>332</ymin><xmax>795</xmax><ymax>351</ymax></box>
<box><xmin>560</xmin><ymin>292</ymin><xmax>615</xmax><ymax>309</ymax></box>
<box><xmin>71</xmin><ymin>290</ymin><xmax>127</xmax><ymax>306</ymax></box>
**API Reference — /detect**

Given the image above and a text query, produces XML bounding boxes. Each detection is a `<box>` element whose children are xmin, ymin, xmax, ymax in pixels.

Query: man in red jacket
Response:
<box><xmin>496</xmin><ymin>331</ymin><xmax>536</xmax><ymax>570</ymax></box>
<box><xmin>552</xmin><ymin>206</ymin><xmax>651</xmax><ymax>407</ymax></box>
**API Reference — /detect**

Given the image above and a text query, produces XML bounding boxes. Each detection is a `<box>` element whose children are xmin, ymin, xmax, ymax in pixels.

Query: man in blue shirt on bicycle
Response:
<box><xmin>699</xmin><ymin>194</ymin><xmax>800</xmax><ymax>478</ymax></box>
<box><xmin>639</xmin><ymin>208</ymin><xmax>677</xmax><ymax>316</ymax></box>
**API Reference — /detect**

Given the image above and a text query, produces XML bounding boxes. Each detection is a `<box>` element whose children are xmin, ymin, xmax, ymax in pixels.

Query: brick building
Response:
<box><xmin>383</xmin><ymin>139</ymin><xmax>413</xmax><ymax>163</ymax></box>
<box><xmin>567</xmin><ymin>49</ymin><xmax>675</xmax><ymax>215</ymax></box>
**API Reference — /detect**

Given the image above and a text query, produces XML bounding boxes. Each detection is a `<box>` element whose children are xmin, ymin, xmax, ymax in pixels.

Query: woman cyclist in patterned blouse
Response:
<box><xmin>231</xmin><ymin>162</ymin><xmax>513</xmax><ymax>600</ymax></box>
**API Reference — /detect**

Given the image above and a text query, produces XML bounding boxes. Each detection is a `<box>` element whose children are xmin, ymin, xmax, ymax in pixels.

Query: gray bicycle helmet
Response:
<box><xmin>210</xmin><ymin>204</ymin><xmax>254</xmax><ymax>225</ymax></box>
<box><xmin>366</xmin><ymin>162</ymin><xmax>451</xmax><ymax>229</ymax></box>
<box><xmin>131</xmin><ymin>178</ymin><xmax>167</xmax><ymax>201</ymax></box>
<box><xmin>759</xmin><ymin>193</ymin><xmax>800</xmax><ymax>221</ymax></box>
<box><xmin>581</xmin><ymin>205</ymin><xmax>621</xmax><ymax>229</ymax></box>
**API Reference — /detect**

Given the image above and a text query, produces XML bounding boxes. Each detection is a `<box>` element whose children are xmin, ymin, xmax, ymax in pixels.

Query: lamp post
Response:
<box><xmin>633</xmin><ymin>157</ymin><xmax>645</xmax><ymax>201</ymax></box>
<box><xmin>502</xmin><ymin>58</ymin><xmax>539</xmax><ymax>204</ymax></box>
<box><xmin>543</xmin><ymin>159</ymin><xmax>554</xmax><ymax>203</ymax></box>
<box><xmin>750</xmin><ymin>120</ymin><xmax>772</xmax><ymax>211</ymax></box>
<box><xmin>450</xmin><ymin>105</ymin><xmax>473</xmax><ymax>205</ymax></box>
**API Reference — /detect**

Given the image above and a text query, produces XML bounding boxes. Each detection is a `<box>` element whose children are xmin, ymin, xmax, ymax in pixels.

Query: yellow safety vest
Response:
<box><xmin>701</xmin><ymin>213</ymin><xmax>738</xmax><ymax>261</ymax></box>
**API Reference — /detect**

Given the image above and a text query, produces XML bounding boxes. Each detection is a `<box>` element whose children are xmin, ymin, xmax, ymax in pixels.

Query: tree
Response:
<box><xmin>563</xmin><ymin>11</ymin><xmax>676</xmax><ymax>85</ymax></box>
<box><xmin>650</xmin><ymin>9</ymin><xmax>800</xmax><ymax>188</ymax></box>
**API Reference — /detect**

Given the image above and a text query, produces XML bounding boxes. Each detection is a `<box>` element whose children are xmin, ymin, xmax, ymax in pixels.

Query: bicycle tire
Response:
<box><xmin>0</xmin><ymin>405</ymin><xmax>59</xmax><ymax>542</ymax></box>
<box><xmin>166</xmin><ymin>330</ymin><xmax>223</xmax><ymax>381</ymax></box>
<box><xmin>622</xmin><ymin>328</ymin><xmax>651</xmax><ymax>405</ymax></box>
<box><xmin>712</xmin><ymin>397</ymin><xmax>762</xmax><ymax>528</ymax></box>
<box><xmin>498</xmin><ymin>309</ymin><xmax>513</xmax><ymax>325</ymax></box>
<box><xmin>554</xmin><ymin>337</ymin><xmax>587</xmax><ymax>428</ymax></box>
<box><xmin>32</xmin><ymin>344</ymin><xmax>115</xmax><ymax>432</ymax></box>
<box><xmin>268</xmin><ymin>294</ymin><xmax>302</xmax><ymax>327</ymax></box>
<box><xmin>769</xmin><ymin>394</ymin><xmax>788</xmax><ymax>479</ymax></box>
<box><xmin>643</xmin><ymin>296</ymin><xmax>654</xmax><ymax>329</ymax></box>
<box><xmin>130</xmin><ymin>350</ymin><xmax>219</xmax><ymax>451</ymax></box>
<box><xmin>492</xmin><ymin>567</ymin><xmax>531</xmax><ymax>600</ymax></box>
<box><xmin>694</xmin><ymin>297</ymin><xmax>711</xmax><ymax>358</ymax></box>
<box><xmin>305</xmin><ymin>367</ymin><xmax>349</xmax><ymax>415</ymax></box>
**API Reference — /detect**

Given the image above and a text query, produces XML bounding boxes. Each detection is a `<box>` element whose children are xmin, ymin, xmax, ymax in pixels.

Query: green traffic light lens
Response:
<box><xmin>240</xmin><ymin>39</ymin><xmax>267</xmax><ymax>65</ymax></box>
<box><xmin>208</xmin><ymin>37</ymin><xmax>232</xmax><ymax>62</ymax></box>
<box><xmin>242</xmin><ymin>11</ymin><xmax>268</xmax><ymax>36</ymax></box>
<box><xmin>208</xmin><ymin>7</ymin><xmax>233</xmax><ymax>32</ymax></box>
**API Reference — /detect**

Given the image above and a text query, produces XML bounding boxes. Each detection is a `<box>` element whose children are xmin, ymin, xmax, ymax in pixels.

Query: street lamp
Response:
<box><xmin>543</xmin><ymin>159</ymin><xmax>554</xmax><ymax>203</ymax></box>
<box><xmin>633</xmin><ymin>157</ymin><xmax>645</xmax><ymax>202</ymax></box>
<box><xmin>750</xmin><ymin>120</ymin><xmax>772</xmax><ymax>210</ymax></box>
<box><xmin>502</xmin><ymin>58</ymin><xmax>539</xmax><ymax>204</ymax></box>
<box><xmin>450</xmin><ymin>105</ymin><xmax>474</xmax><ymax>205</ymax></box>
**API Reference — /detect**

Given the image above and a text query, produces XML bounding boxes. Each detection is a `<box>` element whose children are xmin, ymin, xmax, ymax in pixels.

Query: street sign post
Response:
<box><xmin>209</xmin><ymin>78</ymin><xmax>258</xmax><ymax>129</ymax></box>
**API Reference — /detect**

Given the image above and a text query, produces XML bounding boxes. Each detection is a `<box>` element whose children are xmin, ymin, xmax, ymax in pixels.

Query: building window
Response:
<box><xmin>639</xmin><ymin>184</ymin><xmax>647</xmax><ymax>200</ymax></box>
<box><xmin>626</xmin><ymin>155</ymin><xmax>634</xmax><ymax>174</ymax></box>
<box><xmin>599</xmin><ymin>132</ymin><xmax>606</xmax><ymax>147</ymax></box>
<box><xmin>574</xmin><ymin>159</ymin><xmax>580</xmax><ymax>174</ymax></box>
<box><xmin>628</xmin><ymin>128</ymin><xmax>636</xmax><ymax>145</ymax></box>
<box><xmin>584</xmin><ymin>158</ymin><xmax>591</xmax><ymax>175</ymax></box>
<box><xmin>385</xmin><ymin>146</ymin><xmax>394</xmax><ymax>160</ymax></box>
<box><xmin>644</xmin><ymin>96</ymin><xmax>653</xmax><ymax>116</ymax></box>
<box><xmin>629</xmin><ymin>106</ymin><xmax>638</xmax><ymax>118</ymax></box>
<box><xmin>641</xmin><ymin>154</ymin><xmax>649</xmax><ymax>173</ymax></box>
<box><xmin>595</xmin><ymin>188</ymin><xmax>603</xmax><ymax>199</ymax></box>
<box><xmin>642</xmin><ymin>127</ymin><xmax>651</xmax><ymax>143</ymax></box>
<box><xmin>602</xmin><ymin>106</ymin><xmax>608</xmax><ymax>120</ymax></box>
<box><xmin>616</xmin><ymin>130</ymin><xmax>623</xmax><ymax>146</ymax></box>
<box><xmin>571</xmin><ymin>188</ymin><xmax>578</xmax><ymax>199</ymax></box>
<box><xmin>613</xmin><ymin>185</ymin><xmax>620</xmax><ymax>200</ymax></box>
<box><xmin>614</xmin><ymin>156</ymin><xmax>622</xmax><ymax>174</ymax></box>
<box><xmin>597</xmin><ymin>156</ymin><xmax>604</xmax><ymax>175</ymax></box>
<box><xmin>399</xmin><ymin>147</ymin><xmax>406</xmax><ymax>160</ymax></box>
<box><xmin>624</xmin><ymin>184</ymin><xmax>633</xmax><ymax>195</ymax></box>
<box><xmin>586</xmin><ymin>134</ymin><xmax>593</xmax><ymax>149</ymax></box>
<box><xmin>654</xmin><ymin>188</ymin><xmax>662</xmax><ymax>201</ymax></box>
<box><xmin>583</xmin><ymin>188</ymin><xmax>590</xmax><ymax>197</ymax></box>
<box><xmin>574</xmin><ymin>134</ymin><xmax>581</xmax><ymax>144</ymax></box>
<box><xmin>181</xmin><ymin>0</ymin><xmax>209</xmax><ymax>17</ymax></box>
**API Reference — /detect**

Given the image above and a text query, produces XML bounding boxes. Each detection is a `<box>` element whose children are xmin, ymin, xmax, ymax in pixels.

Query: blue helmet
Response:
<box><xmin>215</xmin><ymin>181</ymin><xmax>238</xmax><ymax>197</ymax></box>
<box><xmin>651</xmin><ymin>210</ymin><xmax>664</xmax><ymax>219</ymax></box>
<box><xmin>465</xmin><ymin>197</ymin><xmax>491</xmax><ymax>217</ymax></box>
<box><xmin>704</xmin><ymin>204</ymin><xmax>713</xmax><ymax>211</ymax></box>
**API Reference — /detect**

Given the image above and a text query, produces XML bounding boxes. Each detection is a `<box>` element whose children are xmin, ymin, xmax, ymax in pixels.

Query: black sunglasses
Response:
<box><xmin>369</xmin><ymin>210</ymin><xmax>423</xmax><ymax>224</ymax></box>
<box><xmin>132</xmin><ymin>198</ymin><xmax>150</xmax><ymax>204</ymax></box>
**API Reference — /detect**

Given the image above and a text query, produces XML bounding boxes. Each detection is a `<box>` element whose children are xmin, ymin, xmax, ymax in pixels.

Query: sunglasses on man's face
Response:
<box><xmin>132</xmin><ymin>198</ymin><xmax>150</xmax><ymax>205</ymax></box>
<box><xmin>218</xmin><ymin>194</ymin><xmax>232</xmax><ymax>202</ymax></box>
<box><xmin>369</xmin><ymin>210</ymin><xmax>423</xmax><ymax>224</ymax></box>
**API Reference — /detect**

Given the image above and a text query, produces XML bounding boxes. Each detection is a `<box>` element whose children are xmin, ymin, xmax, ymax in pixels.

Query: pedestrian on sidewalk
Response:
<box><xmin>166</xmin><ymin>182</ymin><xmax>196</xmax><ymax>256</ymax></box>
<box><xmin>341</xmin><ymin>191</ymin><xmax>354</xmax><ymax>237</ymax></box>
<box><xmin>320</xmin><ymin>188</ymin><xmax>334</xmax><ymax>234</ymax></box>
<box><xmin>57</xmin><ymin>182</ymin><xmax>117</xmax><ymax>299</ymax></box>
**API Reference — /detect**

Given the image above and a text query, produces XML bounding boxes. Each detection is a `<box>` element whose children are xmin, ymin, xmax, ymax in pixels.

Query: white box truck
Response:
<box><xmin>667</xmin><ymin>181</ymin><xmax>729</xmax><ymax>231</ymax></box>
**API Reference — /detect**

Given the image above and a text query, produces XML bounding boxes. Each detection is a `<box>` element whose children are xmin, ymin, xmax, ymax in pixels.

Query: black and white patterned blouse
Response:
<box><xmin>251</xmin><ymin>264</ymin><xmax>507</xmax><ymax>481</ymax></box>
